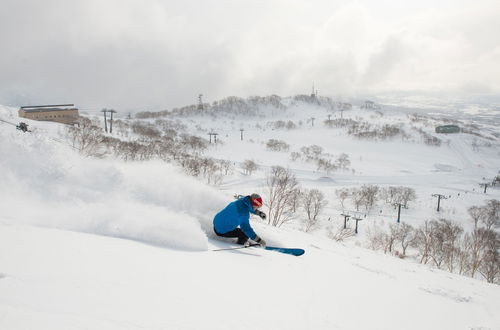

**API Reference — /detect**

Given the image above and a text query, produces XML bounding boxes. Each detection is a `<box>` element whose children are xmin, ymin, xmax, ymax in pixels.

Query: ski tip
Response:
<box><xmin>265</xmin><ymin>246</ymin><xmax>305</xmax><ymax>256</ymax></box>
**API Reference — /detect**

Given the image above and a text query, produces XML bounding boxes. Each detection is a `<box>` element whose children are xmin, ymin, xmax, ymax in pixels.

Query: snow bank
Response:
<box><xmin>0</xmin><ymin>113</ymin><xmax>228</xmax><ymax>251</ymax></box>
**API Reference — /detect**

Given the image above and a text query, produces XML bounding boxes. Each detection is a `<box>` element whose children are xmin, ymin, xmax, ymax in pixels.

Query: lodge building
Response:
<box><xmin>18</xmin><ymin>104</ymin><xmax>80</xmax><ymax>124</ymax></box>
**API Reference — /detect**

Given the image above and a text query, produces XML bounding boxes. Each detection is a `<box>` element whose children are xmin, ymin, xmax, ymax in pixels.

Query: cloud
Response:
<box><xmin>360</xmin><ymin>36</ymin><xmax>410</xmax><ymax>87</ymax></box>
<box><xmin>0</xmin><ymin>0</ymin><xmax>499</xmax><ymax>111</ymax></box>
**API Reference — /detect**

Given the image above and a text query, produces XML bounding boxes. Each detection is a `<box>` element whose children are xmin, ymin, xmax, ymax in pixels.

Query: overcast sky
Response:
<box><xmin>1</xmin><ymin>0</ymin><xmax>499</xmax><ymax>111</ymax></box>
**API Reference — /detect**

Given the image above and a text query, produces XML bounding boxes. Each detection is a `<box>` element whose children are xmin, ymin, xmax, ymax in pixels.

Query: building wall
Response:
<box><xmin>19</xmin><ymin>109</ymin><xmax>79</xmax><ymax>124</ymax></box>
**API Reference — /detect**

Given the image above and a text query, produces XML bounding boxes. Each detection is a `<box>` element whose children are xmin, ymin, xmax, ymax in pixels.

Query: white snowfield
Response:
<box><xmin>1</xmin><ymin>223</ymin><xmax>499</xmax><ymax>330</ymax></box>
<box><xmin>0</xmin><ymin>101</ymin><xmax>499</xmax><ymax>330</ymax></box>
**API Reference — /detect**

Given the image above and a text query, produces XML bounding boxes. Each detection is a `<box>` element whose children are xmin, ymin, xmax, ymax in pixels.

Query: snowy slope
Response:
<box><xmin>1</xmin><ymin>223</ymin><xmax>499</xmax><ymax>330</ymax></box>
<box><xmin>1</xmin><ymin>101</ymin><xmax>499</xmax><ymax>330</ymax></box>
<box><xmin>179</xmin><ymin>99</ymin><xmax>500</xmax><ymax>234</ymax></box>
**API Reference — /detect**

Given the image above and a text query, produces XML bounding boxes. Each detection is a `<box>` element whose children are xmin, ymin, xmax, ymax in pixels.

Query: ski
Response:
<box><xmin>265</xmin><ymin>246</ymin><xmax>305</xmax><ymax>256</ymax></box>
<box><xmin>213</xmin><ymin>244</ymin><xmax>305</xmax><ymax>256</ymax></box>
<box><xmin>212</xmin><ymin>244</ymin><xmax>260</xmax><ymax>251</ymax></box>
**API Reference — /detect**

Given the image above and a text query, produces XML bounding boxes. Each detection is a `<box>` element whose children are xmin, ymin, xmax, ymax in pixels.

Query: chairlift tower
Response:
<box><xmin>479</xmin><ymin>183</ymin><xmax>490</xmax><ymax>194</ymax></box>
<box><xmin>208</xmin><ymin>132</ymin><xmax>219</xmax><ymax>143</ymax></box>
<box><xmin>109</xmin><ymin>109</ymin><xmax>116</xmax><ymax>133</ymax></box>
<box><xmin>353</xmin><ymin>216</ymin><xmax>364</xmax><ymax>234</ymax></box>
<box><xmin>393</xmin><ymin>203</ymin><xmax>407</xmax><ymax>223</ymax></box>
<box><xmin>101</xmin><ymin>109</ymin><xmax>108</xmax><ymax>133</ymax></box>
<box><xmin>432</xmin><ymin>194</ymin><xmax>448</xmax><ymax>212</ymax></box>
<box><xmin>198</xmin><ymin>94</ymin><xmax>204</xmax><ymax>110</ymax></box>
<box><xmin>341</xmin><ymin>213</ymin><xmax>351</xmax><ymax>229</ymax></box>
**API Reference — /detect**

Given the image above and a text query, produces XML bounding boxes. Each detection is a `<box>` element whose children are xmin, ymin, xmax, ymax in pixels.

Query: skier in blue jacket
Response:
<box><xmin>213</xmin><ymin>193</ymin><xmax>267</xmax><ymax>247</ymax></box>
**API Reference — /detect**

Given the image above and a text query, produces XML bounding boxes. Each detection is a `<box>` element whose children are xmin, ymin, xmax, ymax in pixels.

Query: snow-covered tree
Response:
<box><xmin>265</xmin><ymin>166</ymin><xmax>299</xmax><ymax>227</ymax></box>
<box><xmin>302</xmin><ymin>189</ymin><xmax>328</xmax><ymax>232</ymax></box>
<box><xmin>241</xmin><ymin>159</ymin><xmax>258</xmax><ymax>175</ymax></box>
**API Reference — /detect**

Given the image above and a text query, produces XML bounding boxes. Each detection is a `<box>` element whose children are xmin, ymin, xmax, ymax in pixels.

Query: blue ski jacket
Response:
<box><xmin>213</xmin><ymin>196</ymin><xmax>258</xmax><ymax>240</ymax></box>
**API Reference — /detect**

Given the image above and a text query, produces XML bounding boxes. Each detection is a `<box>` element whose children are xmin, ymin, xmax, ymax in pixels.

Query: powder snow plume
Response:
<box><xmin>0</xmin><ymin>109</ymin><xmax>228</xmax><ymax>251</ymax></box>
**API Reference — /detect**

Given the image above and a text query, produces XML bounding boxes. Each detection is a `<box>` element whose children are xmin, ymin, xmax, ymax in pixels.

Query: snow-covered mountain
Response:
<box><xmin>0</xmin><ymin>97</ymin><xmax>499</xmax><ymax>330</ymax></box>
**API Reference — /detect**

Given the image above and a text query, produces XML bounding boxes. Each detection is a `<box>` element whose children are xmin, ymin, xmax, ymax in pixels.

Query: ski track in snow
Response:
<box><xmin>419</xmin><ymin>287</ymin><xmax>472</xmax><ymax>303</ymax></box>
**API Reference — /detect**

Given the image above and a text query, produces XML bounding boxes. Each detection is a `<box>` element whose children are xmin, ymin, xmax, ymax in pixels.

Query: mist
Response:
<box><xmin>1</xmin><ymin>0</ymin><xmax>499</xmax><ymax>111</ymax></box>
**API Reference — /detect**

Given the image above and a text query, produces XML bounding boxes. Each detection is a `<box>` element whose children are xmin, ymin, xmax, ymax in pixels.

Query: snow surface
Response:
<box><xmin>1</xmin><ymin>101</ymin><xmax>499</xmax><ymax>330</ymax></box>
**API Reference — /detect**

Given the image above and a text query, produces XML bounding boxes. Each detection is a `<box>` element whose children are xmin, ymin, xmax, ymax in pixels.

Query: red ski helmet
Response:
<box><xmin>250</xmin><ymin>193</ymin><xmax>263</xmax><ymax>208</ymax></box>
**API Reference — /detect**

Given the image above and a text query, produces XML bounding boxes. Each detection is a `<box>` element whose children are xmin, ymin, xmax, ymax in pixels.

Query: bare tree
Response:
<box><xmin>367</xmin><ymin>225</ymin><xmax>388</xmax><ymax>251</ymax></box>
<box><xmin>456</xmin><ymin>235</ymin><xmax>472</xmax><ymax>276</ymax></box>
<box><xmin>467</xmin><ymin>201</ymin><xmax>499</xmax><ymax>278</ymax></box>
<box><xmin>66</xmin><ymin>117</ymin><xmax>104</xmax><ymax>156</ymax></box>
<box><xmin>265</xmin><ymin>166</ymin><xmax>299</xmax><ymax>227</ymax></box>
<box><xmin>397</xmin><ymin>187</ymin><xmax>417</xmax><ymax>207</ymax></box>
<box><xmin>384</xmin><ymin>224</ymin><xmax>399</xmax><ymax>254</ymax></box>
<box><xmin>328</xmin><ymin>225</ymin><xmax>355</xmax><ymax>241</ymax></box>
<box><xmin>335</xmin><ymin>188</ymin><xmax>350</xmax><ymax>209</ymax></box>
<box><xmin>289</xmin><ymin>188</ymin><xmax>302</xmax><ymax>213</ymax></box>
<box><xmin>380</xmin><ymin>186</ymin><xmax>398</xmax><ymax>204</ymax></box>
<box><xmin>290</xmin><ymin>152</ymin><xmax>301</xmax><ymax>161</ymax></box>
<box><xmin>442</xmin><ymin>220</ymin><xmax>464</xmax><ymax>273</ymax></box>
<box><xmin>316</xmin><ymin>158</ymin><xmax>337</xmax><ymax>174</ymax></box>
<box><xmin>219</xmin><ymin>160</ymin><xmax>233</xmax><ymax>176</ymax></box>
<box><xmin>302</xmin><ymin>189</ymin><xmax>328</xmax><ymax>232</ymax></box>
<box><xmin>380</xmin><ymin>186</ymin><xmax>416</xmax><ymax>207</ymax></box>
<box><xmin>241</xmin><ymin>159</ymin><xmax>259</xmax><ymax>175</ymax></box>
<box><xmin>427</xmin><ymin>219</ymin><xmax>463</xmax><ymax>271</ymax></box>
<box><xmin>360</xmin><ymin>185</ymin><xmax>379</xmax><ymax>211</ymax></box>
<box><xmin>394</xmin><ymin>222</ymin><xmax>415</xmax><ymax>257</ymax></box>
<box><xmin>266</xmin><ymin>139</ymin><xmax>290</xmax><ymax>152</ymax></box>
<box><xmin>300</xmin><ymin>145</ymin><xmax>323</xmax><ymax>162</ymax></box>
<box><xmin>478</xmin><ymin>229</ymin><xmax>499</xmax><ymax>283</ymax></box>
<box><xmin>482</xmin><ymin>200</ymin><xmax>500</xmax><ymax>230</ymax></box>
<box><xmin>131</xmin><ymin>121</ymin><xmax>161</xmax><ymax>141</ymax></box>
<box><xmin>181</xmin><ymin>155</ymin><xmax>202</xmax><ymax>177</ymax></box>
<box><xmin>412</xmin><ymin>220</ymin><xmax>433</xmax><ymax>264</ymax></box>
<box><xmin>115</xmin><ymin>141</ymin><xmax>144</xmax><ymax>161</ymax></box>
<box><xmin>335</xmin><ymin>153</ymin><xmax>351</xmax><ymax>169</ymax></box>
<box><xmin>428</xmin><ymin>221</ymin><xmax>447</xmax><ymax>269</ymax></box>
<box><xmin>351</xmin><ymin>188</ymin><xmax>364</xmax><ymax>211</ymax></box>
<box><xmin>468</xmin><ymin>227</ymin><xmax>493</xmax><ymax>277</ymax></box>
<box><xmin>152</xmin><ymin>137</ymin><xmax>177</xmax><ymax>161</ymax></box>
<box><xmin>468</xmin><ymin>206</ymin><xmax>484</xmax><ymax>229</ymax></box>
<box><xmin>286</xmin><ymin>120</ymin><xmax>297</xmax><ymax>130</ymax></box>
<box><xmin>349</xmin><ymin>185</ymin><xmax>379</xmax><ymax>211</ymax></box>
<box><xmin>179</xmin><ymin>134</ymin><xmax>208</xmax><ymax>155</ymax></box>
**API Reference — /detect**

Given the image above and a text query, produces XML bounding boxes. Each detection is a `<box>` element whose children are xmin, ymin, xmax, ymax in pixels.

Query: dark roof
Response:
<box><xmin>21</xmin><ymin>107</ymin><xmax>78</xmax><ymax>113</ymax></box>
<box><xmin>20</xmin><ymin>104</ymin><xmax>78</xmax><ymax>113</ymax></box>
<box><xmin>21</xmin><ymin>104</ymin><xmax>74</xmax><ymax>109</ymax></box>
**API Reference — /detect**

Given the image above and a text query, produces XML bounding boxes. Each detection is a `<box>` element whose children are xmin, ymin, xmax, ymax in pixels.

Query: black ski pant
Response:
<box><xmin>214</xmin><ymin>227</ymin><xmax>249</xmax><ymax>245</ymax></box>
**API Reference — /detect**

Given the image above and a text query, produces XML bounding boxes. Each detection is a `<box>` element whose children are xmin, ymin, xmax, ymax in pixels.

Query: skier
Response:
<box><xmin>213</xmin><ymin>193</ymin><xmax>267</xmax><ymax>247</ymax></box>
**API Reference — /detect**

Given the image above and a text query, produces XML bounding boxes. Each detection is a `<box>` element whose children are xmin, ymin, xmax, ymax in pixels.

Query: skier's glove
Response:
<box><xmin>255</xmin><ymin>210</ymin><xmax>267</xmax><ymax>220</ymax></box>
<box><xmin>254</xmin><ymin>236</ymin><xmax>267</xmax><ymax>248</ymax></box>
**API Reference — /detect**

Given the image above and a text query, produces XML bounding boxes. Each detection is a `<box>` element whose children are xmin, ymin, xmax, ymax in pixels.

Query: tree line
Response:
<box><xmin>66</xmin><ymin>117</ymin><xmax>232</xmax><ymax>185</ymax></box>
<box><xmin>366</xmin><ymin>200</ymin><xmax>499</xmax><ymax>283</ymax></box>
<box><xmin>335</xmin><ymin>185</ymin><xmax>417</xmax><ymax>211</ymax></box>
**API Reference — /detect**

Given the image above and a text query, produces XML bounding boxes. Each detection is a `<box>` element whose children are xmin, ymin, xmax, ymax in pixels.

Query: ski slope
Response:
<box><xmin>0</xmin><ymin>102</ymin><xmax>499</xmax><ymax>330</ymax></box>
<box><xmin>1</xmin><ymin>223</ymin><xmax>499</xmax><ymax>330</ymax></box>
